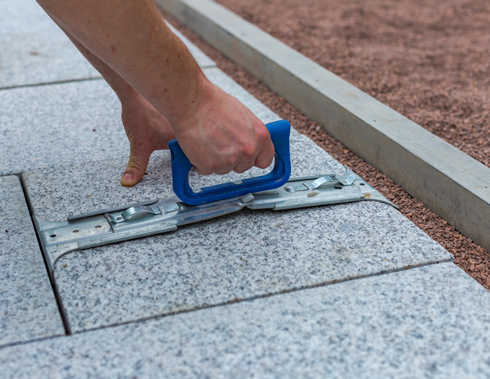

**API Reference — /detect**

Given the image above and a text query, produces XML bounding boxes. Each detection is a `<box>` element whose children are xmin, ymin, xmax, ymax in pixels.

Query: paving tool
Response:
<box><xmin>34</xmin><ymin>120</ymin><xmax>398</xmax><ymax>278</ymax></box>
<box><xmin>169</xmin><ymin>119</ymin><xmax>292</xmax><ymax>205</ymax></box>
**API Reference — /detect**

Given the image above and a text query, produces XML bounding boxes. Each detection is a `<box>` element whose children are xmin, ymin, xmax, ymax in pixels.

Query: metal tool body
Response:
<box><xmin>35</xmin><ymin>167</ymin><xmax>397</xmax><ymax>277</ymax></box>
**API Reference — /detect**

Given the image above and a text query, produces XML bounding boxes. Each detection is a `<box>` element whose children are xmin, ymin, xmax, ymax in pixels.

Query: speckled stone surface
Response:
<box><xmin>0</xmin><ymin>33</ymin><xmax>100</xmax><ymax>89</ymax></box>
<box><xmin>0</xmin><ymin>176</ymin><xmax>64</xmax><ymax>347</ymax></box>
<box><xmin>23</xmin><ymin>131</ymin><xmax>336</xmax><ymax>222</ymax></box>
<box><xmin>0</xmin><ymin>1</ymin><xmax>58</xmax><ymax>36</ymax></box>
<box><xmin>0</xmin><ymin>79</ymin><xmax>126</xmax><ymax>175</ymax></box>
<box><xmin>0</xmin><ymin>1</ymin><xmax>214</xmax><ymax>88</ymax></box>
<box><xmin>3</xmin><ymin>3</ymin><xmax>483</xmax><ymax>375</ymax></box>
<box><xmin>0</xmin><ymin>0</ymin><xmax>99</xmax><ymax>88</ymax></box>
<box><xmin>1</xmin><ymin>263</ymin><xmax>490</xmax><ymax>378</ymax></box>
<box><xmin>0</xmin><ymin>67</ymin><xmax>271</xmax><ymax>176</ymax></box>
<box><xmin>23</xmin><ymin>129</ymin><xmax>450</xmax><ymax>332</ymax></box>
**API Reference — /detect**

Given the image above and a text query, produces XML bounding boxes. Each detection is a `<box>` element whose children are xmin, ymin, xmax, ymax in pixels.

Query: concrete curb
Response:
<box><xmin>156</xmin><ymin>0</ymin><xmax>490</xmax><ymax>252</ymax></box>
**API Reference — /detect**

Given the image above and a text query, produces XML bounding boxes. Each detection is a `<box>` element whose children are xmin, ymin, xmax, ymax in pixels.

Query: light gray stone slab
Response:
<box><xmin>0</xmin><ymin>33</ymin><xmax>100</xmax><ymax>89</ymax></box>
<box><xmin>0</xmin><ymin>79</ymin><xmax>126</xmax><ymax>175</ymax></box>
<box><xmin>23</xmin><ymin>130</ymin><xmax>450</xmax><ymax>332</ymax></box>
<box><xmin>0</xmin><ymin>1</ymin><xmax>100</xmax><ymax>88</ymax></box>
<box><xmin>156</xmin><ymin>0</ymin><xmax>490</xmax><ymax>252</ymax></box>
<box><xmin>1</xmin><ymin>263</ymin><xmax>490</xmax><ymax>378</ymax></box>
<box><xmin>0</xmin><ymin>0</ymin><xmax>57</xmax><ymax>36</ymax></box>
<box><xmin>23</xmin><ymin>131</ymin><xmax>339</xmax><ymax>223</ymax></box>
<box><xmin>0</xmin><ymin>67</ymin><xmax>270</xmax><ymax>176</ymax></box>
<box><xmin>0</xmin><ymin>1</ymin><xmax>214</xmax><ymax>88</ymax></box>
<box><xmin>0</xmin><ymin>175</ymin><xmax>64</xmax><ymax>347</ymax></box>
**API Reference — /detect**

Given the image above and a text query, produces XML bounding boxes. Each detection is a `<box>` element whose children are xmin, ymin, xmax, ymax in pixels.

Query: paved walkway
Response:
<box><xmin>1</xmin><ymin>1</ymin><xmax>490</xmax><ymax>377</ymax></box>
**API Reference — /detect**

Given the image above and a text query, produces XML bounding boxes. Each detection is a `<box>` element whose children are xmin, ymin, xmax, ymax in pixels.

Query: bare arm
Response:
<box><xmin>34</xmin><ymin>7</ymin><xmax>176</xmax><ymax>186</ymax></box>
<box><xmin>37</xmin><ymin>0</ymin><xmax>274</xmax><ymax>175</ymax></box>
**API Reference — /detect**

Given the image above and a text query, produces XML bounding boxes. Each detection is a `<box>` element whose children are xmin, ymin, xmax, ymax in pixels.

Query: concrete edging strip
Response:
<box><xmin>156</xmin><ymin>0</ymin><xmax>490</xmax><ymax>252</ymax></box>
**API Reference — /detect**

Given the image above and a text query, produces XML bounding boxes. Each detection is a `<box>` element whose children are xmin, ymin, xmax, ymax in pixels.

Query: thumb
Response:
<box><xmin>120</xmin><ymin>147</ymin><xmax>152</xmax><ymax>187</ymax></box>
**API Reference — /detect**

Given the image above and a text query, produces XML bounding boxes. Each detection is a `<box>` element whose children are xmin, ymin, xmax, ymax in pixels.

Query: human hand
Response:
<box><xmin>172</xmin><ymin>82</ymin><xmax>275</xmax><ymax>175</ymax></box>
<box><xmin>36</xmin><ymin>0</ymin><xmax>273</xmax><ymax>182</ymax></box>
<box><xmin>120</xmin><ymin>93</ymin><xmax>176</xmax><ymax>186</ymax></box>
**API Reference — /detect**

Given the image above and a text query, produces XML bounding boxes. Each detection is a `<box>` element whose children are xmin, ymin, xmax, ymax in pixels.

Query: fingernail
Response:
<box><xmin>122</xmin><ymin>172</ymin><xmax>134</xmax><ymax>184</ymax></box>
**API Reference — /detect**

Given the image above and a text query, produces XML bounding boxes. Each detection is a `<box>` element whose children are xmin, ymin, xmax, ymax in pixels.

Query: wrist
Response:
<box><xmin>110</xmin><ymin>80</ymin><xmax>142</xmax><ymax>106</ymax></box>
<box><xmin>168</xmin><ymin>74</ymin><xmax>215</xmax><ymax>132</ymax></box>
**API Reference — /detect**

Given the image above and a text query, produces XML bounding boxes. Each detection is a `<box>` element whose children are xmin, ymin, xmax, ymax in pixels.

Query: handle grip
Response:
<box><xmin>168</xmin><ymin>120</ymin><xmax>291</xmax><ymax>205</ymax></box>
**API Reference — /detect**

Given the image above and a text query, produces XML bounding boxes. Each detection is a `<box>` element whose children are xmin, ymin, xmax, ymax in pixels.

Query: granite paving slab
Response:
<box><xmin>0</xmin><ymin>79</ymin><xmax>126</xmax><ymax>175</ymax></box>
<box><xmin>23</xmin><ymin>130</ymin><xmax>333</xmax><ymax>222</ymax></box>
<box><xmin>0</xmin><ymin>0</ymin><xmax>59</xmax><ymax>36</ymax></box>
<box><xmin>0</xmin><ymin>33</ymin><xmax>99</xmax><ymax>89</ymax></box>
<box><xmin>0</xmin><ymin>67</ymin><xmax>266</xmax><ymax>176</ymax></box>
<box><xmin>0</xmin><ymin>175</ymin><xmax>64</xmax><ymax>347</ymax></box>
<box><xmin>23</xmin><ymin>127</ymin><xmax>451</xmax><ymax>332</ymax></box>
<box><xmin>1</xmin><ymin>263</ymin><xmax>489</xmax><ymax>378</ymax></box>
<box><xmin>2</xmin><ymin>3</ymin><xmax>478</xmax><ymax>376</ymax></box>
<box><xmin>0</xmin><ymin>1</ymin><xmax>214</xmax><ymax>88</ymax></box>
<box><xmin>0</xmin><ymin>0</ymin><xmax>99</xmax><ymax>88</ymax></box>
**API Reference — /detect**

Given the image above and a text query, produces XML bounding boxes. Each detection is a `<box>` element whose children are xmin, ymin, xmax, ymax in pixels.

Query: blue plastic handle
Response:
<box><xmin>168</xmin><ymin>119</ymin><xmax>291</xmax><ymax>205</ymax></box>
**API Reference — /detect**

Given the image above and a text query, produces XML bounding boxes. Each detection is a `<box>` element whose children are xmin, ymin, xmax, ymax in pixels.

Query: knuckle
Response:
<box><xmin>127</xmin><ymin>159</ymin><xmax>145</xmax><ymax>172</ymax></box>
<box><xmin>224</xmin><ymin>156</ymin><xmax>236</xmax><ymax>168</ymax></box>
<box><xmin>194</xmin><ymin>161</ymin><xmax>213</xmax><ymax>176</ymax></box>
<box><xmin>241</xmin><ymin>144</ymin><xmax>256</xmax><ymax>160</ymax></box>
<box><xmin>209</xmin><ymin>157</ymin><xmax>234</xmax><ymax>175</ymax></box>
<box><xmin>255</xmin><ymin>125</ymin><xmax>270</xmax><ymax>142</ymax></box>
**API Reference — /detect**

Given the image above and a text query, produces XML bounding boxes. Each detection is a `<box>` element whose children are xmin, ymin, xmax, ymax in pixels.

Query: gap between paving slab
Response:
<box><xmin>22</xmin><ymin>131</ymin><xmax>451</xmax><ymax>333</ymax></box>
<box><xmin>0</xmin><ymin>175</ymin><xmax>65</xmax><ymax>348</ymax></box>
<box><xmin>1</xmin><ymin>9</ymin><xmax>484</xmax><ymax>374</ymax></box>
<box><xmin>0</xmin><ymin>67</ymin><xmax>275</xmax><ymax>177</ymax></box>
<box><xmin>2</xmin><ymin>263</ymin><xmax>490</xmax><ymax>377</ymax></box>
<box><xmin>18</xmin><ymin>174</ymin><xmax>73</xmax><ymax>336</ymax></box>
<box><xmin>0</xmin><ymin>0</ymin><xmax>213</xmax><ymax>89</ymax></box>
<box><xmin>6</xmin><ymin>10</ymin><xmax>452</xmax><ymax>335</ymax></box>
<box><xmin>155</xmin><ymin>0</ymin><xmax>490</xmax><ymax>253</ymax></box>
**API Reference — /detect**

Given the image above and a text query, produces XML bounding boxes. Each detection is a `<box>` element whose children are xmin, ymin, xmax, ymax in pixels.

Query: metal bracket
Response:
<box><xmin>34</xmin><ymin>166</ymin><xmax>398</xmax><ymax>277</ymax></box>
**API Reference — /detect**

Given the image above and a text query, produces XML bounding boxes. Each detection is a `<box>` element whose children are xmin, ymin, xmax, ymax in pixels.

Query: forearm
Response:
<box><xmin>36</xmin><ymin>0</ymin><xmax>206</xmax><ymax>125</ymax></box>
<box><xmin>43</xmin><ymin>20</ymin><xmax>137</xmax><ymax>103</ymax></box>
<box><xmin>36</xmin><ymin>0</ymin><xmax>274</xmax><ymax>176</ymax></box>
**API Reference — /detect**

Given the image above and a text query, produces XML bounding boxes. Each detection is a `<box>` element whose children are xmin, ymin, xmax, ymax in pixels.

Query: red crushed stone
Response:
<box><xmin>161</xmin><ymin>0</ymin><xmax>490</xmax><ymax>289</ymax></box>
<box><xmin>216</xmin><ymin>0</ymin><xmax>490</xmax><ymax>167</ymax></box>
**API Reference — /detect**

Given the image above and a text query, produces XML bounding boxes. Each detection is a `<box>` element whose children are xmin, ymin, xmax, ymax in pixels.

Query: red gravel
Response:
<box><xmin>216</xmin><ymin>0</ymin><xmax>490</xmax><ymax>167</ymax></box>
<box><xmin>161</xmin><ymin>0</ymin><xmax>490</xmax><ymax>289</ymax></box>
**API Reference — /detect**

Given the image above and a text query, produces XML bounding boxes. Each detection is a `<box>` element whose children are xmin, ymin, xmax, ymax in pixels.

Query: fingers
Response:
<box><xmin>253</xmin><ymin>137</ymin><xmax>275</xmax><ymax>170</ymax></box>
<box><xmin>232</xmin><ymin>146</ymin><xmax>266</xmax><ymax>174</ymax></box>
<box><xmin>172</xmin><ymin>82</ymin><xmax>277</xmax><ymax>177</ymax></box>
<box><xmin>193</xmin><ymin>141</ymin><xmax>274</xmax><ymax>175</ymax></box>
<box><xmin>119</xmin><ymin>93</ymin><xmax>176</xmax><ymax>187</ymax></box>
<box><xmin>193</xmin><ymin>155</ymin><xmax>237</xmax><ymax>175</ymax></box>
<box><xmin>190</xmin><ymin>125</ymin><xmax>275</xmax><ymax>176</ymax></box>
<box><xmin>120</xmin><ymin>147</ymin><xmax>151</xmax><ymax>187</ymax></box>
<box><xmin>232</xmin><ymin>160</ymin><xmax>258</xmax><ymax>174</ymax></box>
<box><xmin>228</xmin><ymin>142</ymin><xmax>256</xmax><ymax>174</ymax></box>
<box><xmin>233</xmin><ymin>125</ymin><xmax>275</xmax><ymax>173</ymax></box>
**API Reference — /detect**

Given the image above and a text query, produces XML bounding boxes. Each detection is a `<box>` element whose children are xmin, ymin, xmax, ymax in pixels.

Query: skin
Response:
<box><xmin>36</xmin><ymin>0</ymin><xmax>274</xmax><ymax>185</ymax></box>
